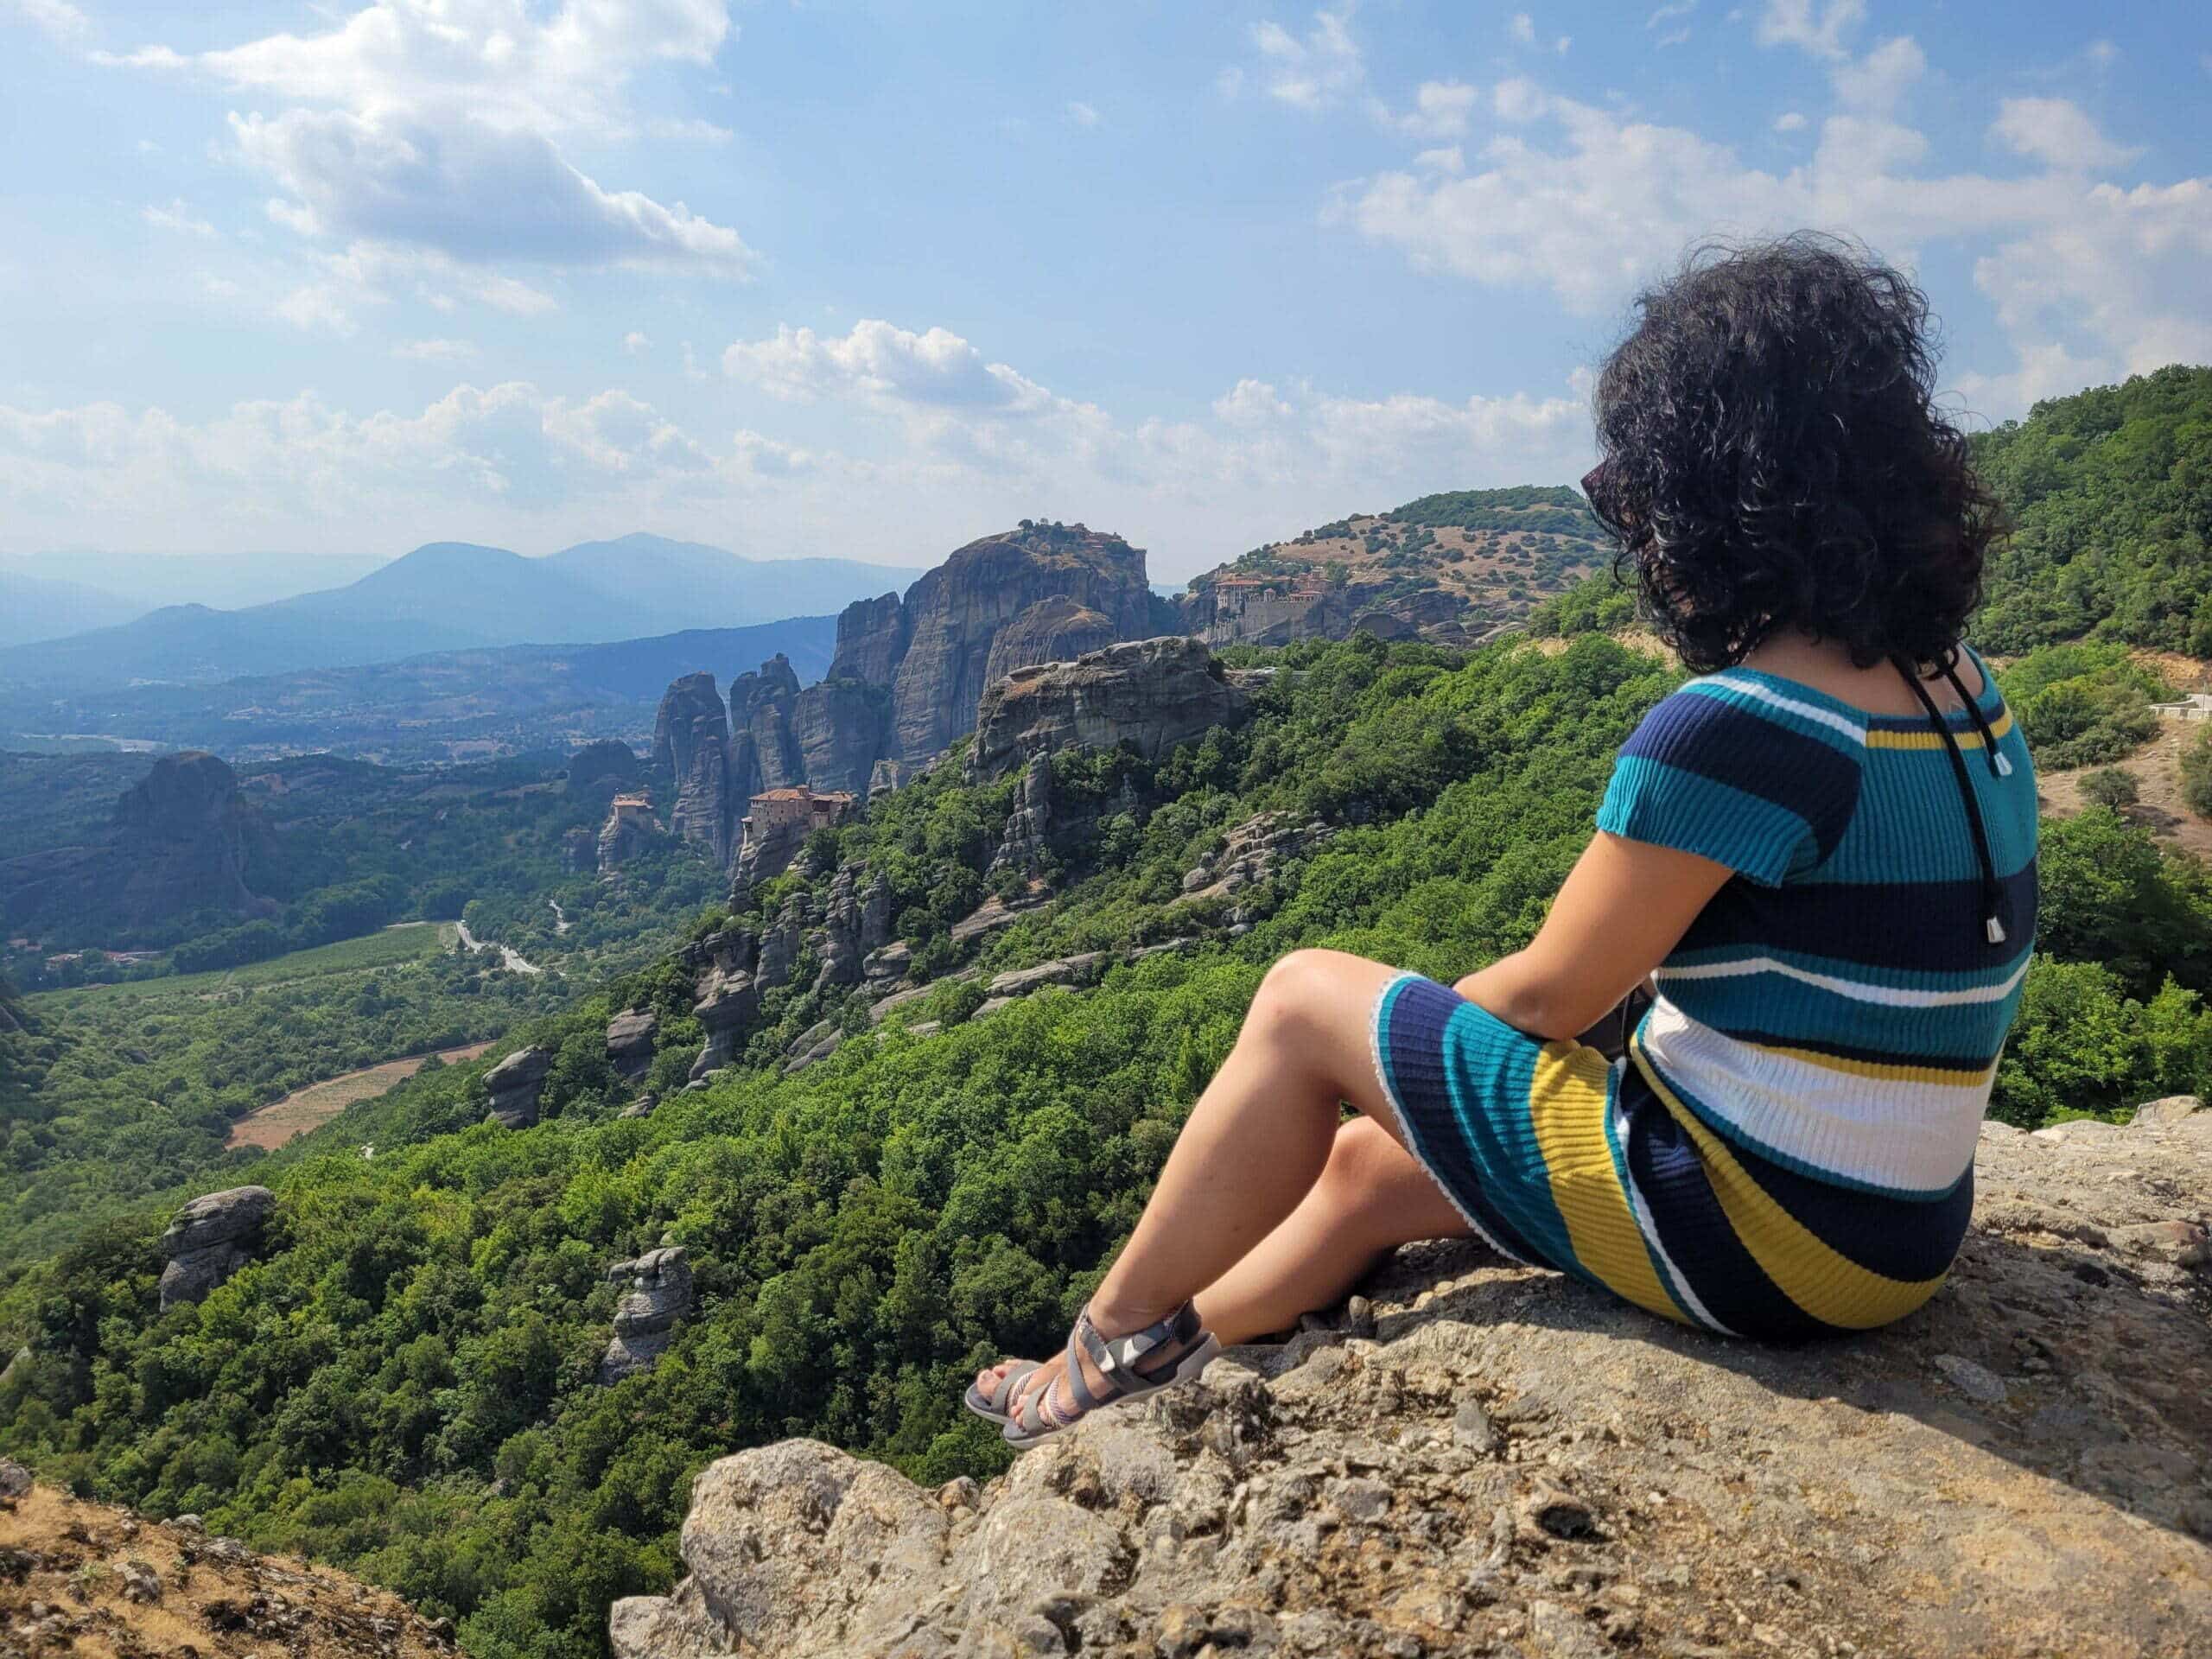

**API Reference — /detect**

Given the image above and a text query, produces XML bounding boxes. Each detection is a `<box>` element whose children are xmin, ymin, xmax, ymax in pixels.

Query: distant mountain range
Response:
<box><xmin>0</xmin><ymin>615</ymin><xmax>842</xmax><ymax>766</ymax></box>
<box><xmin>0</xmin><ymin>533</ymin><xmax>921</xmax><ymax>692</ymax></box>
<box><xmin>2</xmin><ymin>549</ymin><xmax>391</xmax><ymax>619</ymax></box>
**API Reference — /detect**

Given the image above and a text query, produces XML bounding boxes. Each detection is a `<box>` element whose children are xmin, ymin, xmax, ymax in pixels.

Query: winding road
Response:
<box><xmin>454</xmin><ymin>918</ymin><xmax>543</xmax><ymax>976</ymax></box>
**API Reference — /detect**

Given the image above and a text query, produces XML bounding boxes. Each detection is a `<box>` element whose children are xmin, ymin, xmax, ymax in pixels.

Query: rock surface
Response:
<box><xmin>981</xmin><ymin>595</ymin><xmax>1120</xmax><ymax>690</ymax></box>
<box><xmin>793</xmin><ymin>679</ymin><xmax>893</xmax><ymax>796</ymax></box>
<box><xmin>606</xmin><ymin>1009</ymin><xmax>658</xmax><ymax>1080</ymax></box>
<box><xmin>872</xmin><ymin>524</ymin><xmax>1155</xmax><ymax>763</ymax></box>
<box><xmin>655</xmin><ymin>672</ymin><xmax>738</xmax><ymax>866</ymax></box>
<box><xmin>565</xmin><ymin>738</ymin><xmax>644</xmax><ymax>798</ymax></box>
<box><xmin>599</xmin><ymin>1247</ymin><xmax>696</xmax><ymax>1383</ymax></box>
<box><xmin>0</xmin><ymin>1481</ymin><xmax>456</xmax><ymax>1656</ymax></box>
<box><xmin>157</xmin><ymin>1185</ymin><xmax>276</xmax><ymax>1311</ymax></box>
<box><xmin>482</xmin><ymin>1046</ymin><xmax>551</xmax><ymax>1129</ymax></box>
<box><xmin>613</xmin><ymin>1110</ymin><xmax>2212</xmax><ymax>1659</ymax></box>
<box><xmin>969</xmin><ymin>637</ymin><xmax>1250</xmax><ymax>785</ymax></box>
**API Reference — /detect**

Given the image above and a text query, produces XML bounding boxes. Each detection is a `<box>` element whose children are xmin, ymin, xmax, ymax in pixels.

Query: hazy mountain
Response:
<box><xmin>0</xmin><ymin>569</ymin><xmax>145</xmax><ymax>647</ymax></box>
<box><xmin>3</xmin><ymin>550</ymin><xmax>391</xmax><ymax>613</ymax></box>
<box><xmin>0</xmin><ymin>534</ymin><xmax>921</xmax><ymax>694</ymax></box>
<box><xmin>0</xmin><ymin>616</ymin><xmax>841</xmax><ymax>765</ymax></box>
<box><xmin>545</xmin><ymin>532</ymin><xmax>923</xmax><ymax>622</ymax></box>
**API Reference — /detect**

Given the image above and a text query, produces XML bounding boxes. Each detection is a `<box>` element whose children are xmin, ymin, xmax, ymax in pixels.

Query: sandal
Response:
<box><xmin>1002</xmin><ymin>1301</ymin><xmax>1221</xmax><ymax>1451</ymax></box>
<box><xmin>963</xmin><ymin>1360</ymin><xmax>1044</xmax><ymax>1425</ymax></box>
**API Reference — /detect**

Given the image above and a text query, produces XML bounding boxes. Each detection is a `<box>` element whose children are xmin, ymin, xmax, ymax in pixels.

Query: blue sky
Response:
<box><xmin>2</xmin><ymin>1</ymin><xmax>2207</xmax><ymax>582</ymax></box>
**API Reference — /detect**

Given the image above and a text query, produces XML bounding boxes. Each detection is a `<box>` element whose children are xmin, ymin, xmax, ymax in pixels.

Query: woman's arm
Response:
<box><xmin>1452</xmin><ymin>830</ymin><xmax>1735</xmax><ymax>1042</ymax></box>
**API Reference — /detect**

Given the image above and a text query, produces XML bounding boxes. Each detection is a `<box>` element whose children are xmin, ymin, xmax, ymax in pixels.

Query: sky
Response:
<box><xmin>1</xmin><ymin>1</ymin><xmax>2208</xmax><ymax>584</ymax></box>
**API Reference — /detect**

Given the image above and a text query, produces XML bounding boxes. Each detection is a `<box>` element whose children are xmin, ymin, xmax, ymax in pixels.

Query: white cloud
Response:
<box><xmin>623</xmin><ymin>330</ymin><xmax>652</xmax><ymax>354</ymax></box>
<box><xmin>1990</xmin><ymin>99</ymin><xmax>2143</xmax><ymax>172</ymax></box>
<box><xmin>1508</xmin><ymin>11</ymin><xmax>1569</xmax><ymax>54</ymax></box>
<box><xmin>723</xmin><ymin>320</ymin><xmax>1057</xmax><ymax>413</ymax></box>
<box><xmin>1756</xmin><ymin>0</ymin><xmax>1866</xmax><ymax>60</ymax></box>
<box><xmin>1832</xmin><ymin>35</ymin><xmax>1923</xmax><ymax>114</ymax></box>
<box><xmin>1065</xmin><ymin>100</ymin><xmax>1101</xmax><ymax>129</ymax></box>
<box><xmin>393</xmin><ymin>338</ymin><xmax>480</xmax><ymax>361</ymax></box>
<box><xmin>1774</xmin><ymin>111</ymin><xmax>1808</xmax><ymax>132</ymax></box>
<box><xmin>4</xmin><ymin>0</ymin><xmax>87</xmax><ymax>44</ymax></box>
<box><xmin>1251</xmin><ymin>10</ymin><xmax>1363</xmax><ymax>111</ymax></box>
<box><xmin>648</xmin><ymin>118</ymin><xmax>735</xmax><ymax>143</ymax></box>
<box><xmin>1333</xmin><ymin>46</ymin><xmax>2211</xmax><ymax>420</ymax></box>
<box><xmin>1382</xmin><ymin>80</ymin><xmax>1479</xmax><ymax>141</ymax></box>
<box><xmin>143</xmin><ymin>199</ymin><xmax>217</xmax><ymax>238</ymax></box>
<box><xmin>106</xmin><ymin>0</ymin><xmax>751</xmax><ymax>292</ymax></box>
<box><xmin>1647</xmin><ymin>1</ymin><xmax>1697</xmax><ymax>27</ymax></box>
<box><xmin>0</xmin><ymin>380</ymin><xmax>746</xmax><ymax>530</ymax></box>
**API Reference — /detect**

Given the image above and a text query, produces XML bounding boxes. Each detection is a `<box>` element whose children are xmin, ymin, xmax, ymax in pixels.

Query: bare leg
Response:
<box><xmin>1194</xmin><ymin>1116</ymin><xmax>1469</xmax><ymax>1344</ymax></box>
<box><xmin>980</xmin><ymin>950</ymin><xmax>1467</xmax><ymax>1414</ymax></box>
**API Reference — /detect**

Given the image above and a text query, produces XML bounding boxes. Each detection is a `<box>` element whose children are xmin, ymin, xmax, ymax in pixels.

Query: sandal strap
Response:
<box><xmin>1073</xmin><ymin>1303</ymin><xmax>1199</xmax><ymax>1398</ymax></box>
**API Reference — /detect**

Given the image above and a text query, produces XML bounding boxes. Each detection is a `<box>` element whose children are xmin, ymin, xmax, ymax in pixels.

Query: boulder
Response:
<box><xmin>730</xmin><ymin>655</ymin><xmax>804</xmax><ymax>798</ymax></box>
<box><xmin>606</xmin><ymin>1009</ymin><xmax>658</xmax><ymax>1080</ymax></box>
<box><xmin>989</xmin><ymin>751</ymin><xmax>1053</xmax><ymax>874</ymax></box>
<box><xmin>862</xmin><ymin>940</ymin><xmax>912</xmax><ymax>989</ymax></box>
<box><xmin>157</xmin><ymin>1185</ymin><xmax>276</xmax><ymax>1310</ymax></box>
<box><xmin>599</xmin><ymin>1247</ymin><xmax>695</xmax><ymax>1382</ymax></box>
<box><xmin>611</xmin><ymin>1116</ymin><xmax>2212</xmax><ymax>1659</ymax></box>
<box><xmin>2133</xmin><ymin>1096</ymin><xmax>2204</xmax><ymax>1129</ymax></box>
<box><xmin>949</xmin><ymin>889</ymin><xmax>1050</xmax><ymax>945</ymax></box>
<box><xmin>652</xmin><ymin>672</ymin><xmax>728</xmax><ymax>791</ymax></box>
<box><xmin>1179</xmin><ymin>810</ymin><xmax>1335</xmax><ymax>905</ymax></box>
<box><xmin>980</xmin><ymin>594</ymin><xmax>1119</xmax><ymax>689</ymax></box>
<box><xmin>690</xmin><ymin>970</ymin><xmax>758</xmax><ymax>1080</ymax></box>
<box><xmin>483</xmin><ymin>1046</ymin><xmax>551</xmax><ymax>1130</ymax></box>
<box><xmin>968</xmin><ymin>636</ymin><xmax>1250</xmax><ymax>785</ymax></box>
<box><xmin>985</xmin><ymin>951</ymin><xmax>1109</xmax><ymax>998</ymax></box>
<box><xmin>620</xmin><ymin>1091</ymin><xmax>659</xmax><ymax>1120</ymax></box>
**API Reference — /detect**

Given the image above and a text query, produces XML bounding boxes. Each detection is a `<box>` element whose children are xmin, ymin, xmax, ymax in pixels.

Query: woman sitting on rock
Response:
<box><xmin>970</xmin><ymin>235</ymin><xmax>2038</xmax><ymax>1447</ymax></box>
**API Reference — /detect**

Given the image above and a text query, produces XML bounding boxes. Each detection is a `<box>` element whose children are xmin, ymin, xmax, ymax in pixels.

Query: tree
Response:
<box><xmin>2081</xmin><ymin>768</ymin><xmax>2139</xmax><ymax>809</ymax></box>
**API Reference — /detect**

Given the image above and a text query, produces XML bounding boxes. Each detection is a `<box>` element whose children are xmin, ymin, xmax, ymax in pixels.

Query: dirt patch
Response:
<box><xmin>226</xmin><ymin>1041</ymin><xmax>492</xmax><ymax>1150</ymax></box>
<box><xmin>2037</xmin><ymin>720</ymin><xmax>2212</xmax><ymax>858</ymax></box>
<box><xmin>0</xmin><ymin>1480</ymin><xmax>456</xmax><ymax>1657</ymax></box>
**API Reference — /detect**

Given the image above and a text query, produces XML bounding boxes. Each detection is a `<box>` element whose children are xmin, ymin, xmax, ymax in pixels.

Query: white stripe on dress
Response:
<box><xmin>1701</xmin><ymin>674</ymin><xmax>1868</xmax><ymax>743</ymax></box>
<box><xmin>1656</xmin><ymin>952</ymin><xmax>2031</xmax><ymax>1008</ymax></box>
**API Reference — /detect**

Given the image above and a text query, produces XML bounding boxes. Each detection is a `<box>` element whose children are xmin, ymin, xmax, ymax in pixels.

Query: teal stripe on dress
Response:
<box><xmin>1598</xmin><ymin>754</ymin><xmax>1814</xmax><ymax>885</ymax></box>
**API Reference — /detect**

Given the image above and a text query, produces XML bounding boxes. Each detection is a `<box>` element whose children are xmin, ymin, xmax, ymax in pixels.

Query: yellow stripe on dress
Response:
<box><xmin>1631</xmin><ymin>1035</ymin><xmax>1949</xmax><ymax>1329</ymax></box>
<box><xmin>1527</xmin><ymin>1041</ymin><xmax>1683</xmax><ymax>1322</ymax></box>
<box><xmin>1754</xmin><ymin>1042</ymin><xmax>1997</xmax><ymax>1089</ymax></box>
<box><xmin>1863</xmin><ymin>709</ymin><xmax>2015</xmax><ymax>750</ymax></box>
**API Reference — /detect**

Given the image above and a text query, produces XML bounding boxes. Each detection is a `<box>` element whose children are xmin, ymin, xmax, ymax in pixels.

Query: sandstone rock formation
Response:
<box><xmin>829</xmin><ymin>592</ymin><xmax>911</xmax><ymax>686</ymax></box>
<box><xmin>158</xmin><ymin>1186</ymin><xmax>276</xmax><ymax>1311</ymax></box>
<box><xmin>613</xmin><ymin>1108</ymin><xmax>2212</xmax><ymax>1659</ymax></box>
<box><xmin>2</xmin><ymin>752</ymin><xmax>281</xmax><ymax>942</ymax></box>
<box><xmin>729</xmin><ymin>655</ymin><xmax>804</xmax><ymax>798</ymax></box>
<box><xmin>792</xmin><ymin>679</ymin><xmax>893</xmax><ymax>796</ymax></box>
<box><xmin>606</xmin><ymin>1009</ymin><xmax>658</xmax><ymax>1081</ymax></box>
<box><xmin>483</xmin><ymin>1046</ymin><xmax>551</xmax><ymax>1129</ymax></box>
<box><xmin>560</xmin><ymin>825</ymin><xmax>597</xmax><ymax>874</ymax></box>
<box><xmin>969</xmin><ymin>637</ymin><xmax>1250</xmax><ymax>785</ymax></box>
<box><xmin>1179</xmin><ymin>811</ymin><xmax>1336</xmax><ymax>906</ymax></box>
<box><xmin>981</xmin><ymin>595</ymin><xmax>1119</xmax><ymax>690</ymax></box>
<box><xmin>836</xmin><ymin>524</ymin><xmax>1155</xmax><ymax>765</ymax></box>
<box><xmin>596</xmin><ymin>794</ymin><xmax>664</xmax><ymax>873</ymax></box>
<box><xmin>654</xmin><ymin>672</ymin><xmax>738</xmax><ymax>866</ymax></box>
<box><xmin>690</xmin><ymin>951</ymin><xmax>760</xmax><ymax>1082</ymax></box>
<box><xmin>599</xmin><ymin>1247</ymin><xmax>695</xmax><ymax>1383</ymax></box>
<box><xmin>565</xmin><ymin>739</ymin><xmax>644</xmax><ymax>799</ymax></box>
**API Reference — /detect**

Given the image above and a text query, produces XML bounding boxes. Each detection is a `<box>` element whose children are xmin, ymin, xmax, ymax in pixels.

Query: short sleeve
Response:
<box><xmin>1596</xmin><ymin>682</ymin><xmax>1862</xmax><ymax>887</ymax></box>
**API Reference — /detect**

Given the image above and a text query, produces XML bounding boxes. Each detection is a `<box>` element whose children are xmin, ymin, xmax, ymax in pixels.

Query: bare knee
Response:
<box><xmin>1249</xmin><ymin>948</ymin><xmax>1351</xmax><ymax>1049</ymax></box>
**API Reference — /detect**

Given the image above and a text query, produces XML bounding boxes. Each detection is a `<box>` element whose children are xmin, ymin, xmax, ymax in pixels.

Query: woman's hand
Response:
<box><xmin>1452</xmin><ymin>830</ymin><xmax>1733</xmax><ymax>1041</ymax></box>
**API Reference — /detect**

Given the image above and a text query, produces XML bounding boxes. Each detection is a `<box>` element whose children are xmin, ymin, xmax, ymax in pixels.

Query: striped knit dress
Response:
<box><xmin>1370</xmin><ymin>650</ymin><xmax>2038</xmax><ymax>1339</ymax></box>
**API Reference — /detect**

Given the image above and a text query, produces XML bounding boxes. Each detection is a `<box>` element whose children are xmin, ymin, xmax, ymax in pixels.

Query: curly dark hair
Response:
<box><xmin>1584</xmin><ymin>234</ymin><xmax>2001</xmax><ymax>674</ymax></box>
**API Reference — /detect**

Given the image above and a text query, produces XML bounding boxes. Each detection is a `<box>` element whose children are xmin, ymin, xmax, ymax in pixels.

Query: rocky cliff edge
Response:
<box><xmin>613</xmin><ymin>1108</ymin><xmax>2211</xmax><ymax>1659</ymax></box>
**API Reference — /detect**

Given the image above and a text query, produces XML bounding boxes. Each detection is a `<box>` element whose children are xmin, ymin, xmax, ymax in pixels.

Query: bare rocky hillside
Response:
<box><xmin>0</xmin><ymin>1475</ymin><xmax>460</xmax><ymax>1658</ymax></box>
<box><xmin>613</xmin><ymin>1103</ymin><xmax>2211</xmax><ymax>1659</ymax></box>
